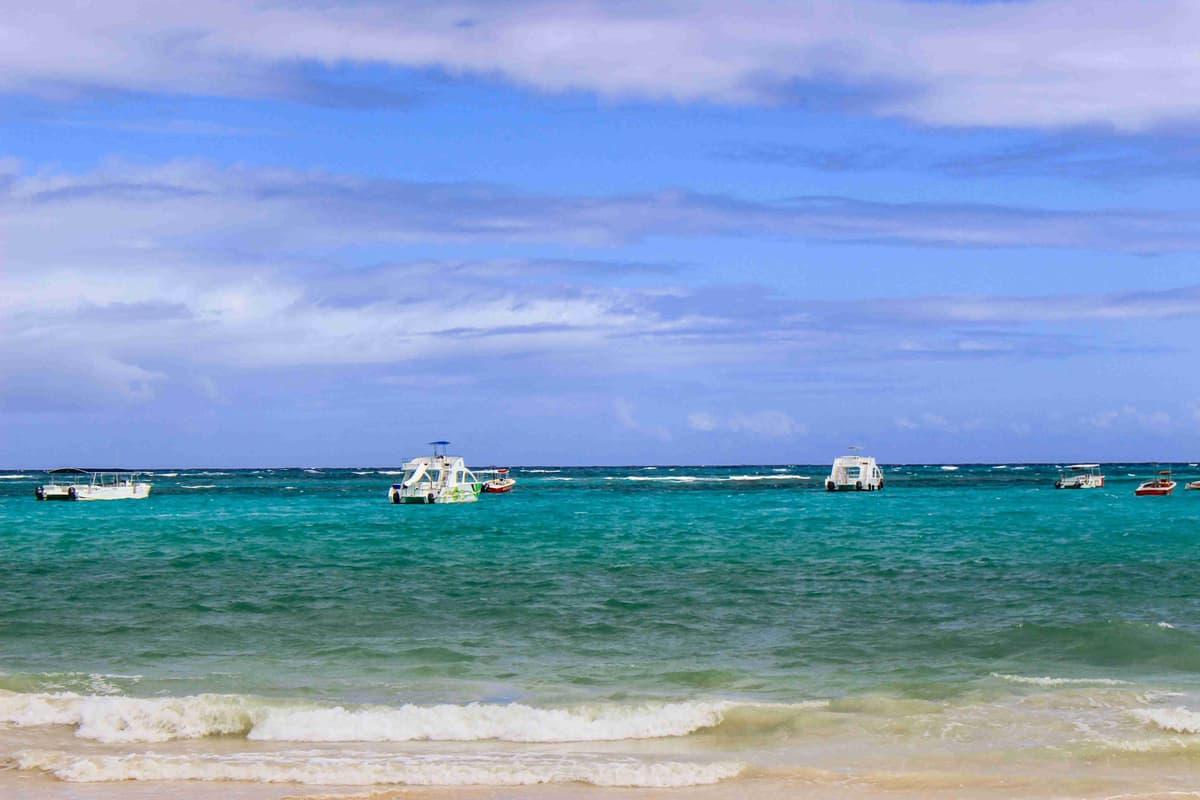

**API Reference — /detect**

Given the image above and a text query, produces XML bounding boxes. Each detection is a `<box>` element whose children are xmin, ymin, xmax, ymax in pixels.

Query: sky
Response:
<box><xmin>2</xmin><ymin>0</ymin><xmax>1200</xmax><ymax>467</ymax></box>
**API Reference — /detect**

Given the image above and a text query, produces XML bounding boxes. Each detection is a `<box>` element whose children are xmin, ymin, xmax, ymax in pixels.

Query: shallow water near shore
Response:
<box><xmin>3</xmin><ymin>463</ymin><xmax>1200</xmax><ymax>797</ymax></box>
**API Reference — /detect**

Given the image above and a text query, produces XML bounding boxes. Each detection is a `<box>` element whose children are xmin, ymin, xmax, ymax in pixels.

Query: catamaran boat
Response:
<box><xmin>1136</xmin><ymin>467</ymin><xmax>1176</xmax><ymax>496</ymax></box>
<box><xmin>1055</xmin><ymin>463</ymin><xmax>1105</xmax><ymax>489</ymax></box>
<box><xmin>388</xmin><ymin>442</ymin><xmax>482</xmax><ymax>504</ymax></box>
<box><xmin>480</xmin><ymin>468</ymin><xmax>517</xmax><ymax>494</ymax></box>
<box><xmin>36</xmin><ymin>468</ymin><xmax>152</xmax><ymax>501</ymax></box>
<box><xmin>825</xmin><ymin>450</ymin><xmax>884</xmax><ymax>492</ymax></box>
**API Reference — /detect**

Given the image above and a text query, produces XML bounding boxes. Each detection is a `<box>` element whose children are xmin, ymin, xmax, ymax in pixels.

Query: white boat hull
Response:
<box><xmin>1055</xmin><ymin>476</ymin><xmax>1105</xmax><ymax>489</ymax></box>
<box><xmin>390</xmin><ymin>484</ymin><xmax>479</xmax><ymax>504</ymax></box>
<box><xmin>37</xmin><ymin>482</ymin><xmax>152</xmax><ymax>501</ymax></box>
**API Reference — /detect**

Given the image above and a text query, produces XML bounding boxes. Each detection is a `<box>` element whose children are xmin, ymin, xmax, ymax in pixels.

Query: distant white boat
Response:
<box><xmin>825</xmin><ymin>450</ymin><xmax>884</xmax><ymax>492</ymax></box>
<box><xmin>388</xmin><ymin>442</ymin><xmax>481</xmax><ymax>504</ymax></box>
<box><xmin>1055</xmin><ymin>464</ymin><xmax>1105</xmax><ymax>490</ymax></box>
<box><xmin>36</xmin><ymin>468</ymin><xmax>152</xmax><ymax>501</ymax></box>
<box><xmin>1185</xmin><ymin>481</ymin><xmax>1200</xmax><ymax>491</ymax></box>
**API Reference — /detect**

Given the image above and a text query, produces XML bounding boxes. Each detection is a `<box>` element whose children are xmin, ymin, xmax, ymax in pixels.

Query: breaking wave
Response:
<box><xmin>1134</xmin><ymin>707</ymin><xmax>1200</xmax><ymax>733</ymax></box>
<box><xmin>991</xmin><ymin>673</ymin><xmax>1130</xmax><ymax>687</ymax></box>
<box><xmin>0</xmin><ymin>692</ymin><xmax>737</xmax><ymax>744</ymax></box>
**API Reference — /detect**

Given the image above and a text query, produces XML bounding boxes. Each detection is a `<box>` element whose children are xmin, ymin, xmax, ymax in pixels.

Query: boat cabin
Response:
<box><xmin>825</xmin><ymin>454</ymin><xmax>884</xmax><ymax>492</ymax></box>
<box><xmin>1054</xmin><ymin>464</ymin><xmax>1105</xmax><ymax>489</ymax></box>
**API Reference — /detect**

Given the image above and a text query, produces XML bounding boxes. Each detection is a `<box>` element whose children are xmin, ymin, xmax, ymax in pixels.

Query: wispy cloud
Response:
<box><xmin>688</xmin><ymin>410</ymin><xmax>805</xmax><ymax>438</ymax></box>
<box><xmin>4</xmin><ymin>158</ymin><xmax>1199</xmax><ymax>416</ymax></box>
<box><xmin>614</xmin><ymin>399</ymin><xmax>671</xmax><ymax>441</ymax></box>
<box><xmin>1087</xmin><ymin>406</ymin><xmax>1171</xmax><ymax>431</ymax></box>
<box><xmin>4</xmin><ymin>1</ymin><xmax>1200</xmax><ymax>129</ymax></box>
<box><xmin>7</xmin><ymin>159</ymin><xmax>1200</xmax><ymax>257</ymax></box>
<box><xmin>724</xmin><ymin>134</ymin><xmax>1200</xmax><ymax>184</ymax></box>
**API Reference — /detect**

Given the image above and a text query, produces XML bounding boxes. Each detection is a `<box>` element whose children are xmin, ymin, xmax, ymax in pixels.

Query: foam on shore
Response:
<box><xmin>11</xmin><ymin>749</ymin><xmax>745</xmax><ymax>787</ymax></box>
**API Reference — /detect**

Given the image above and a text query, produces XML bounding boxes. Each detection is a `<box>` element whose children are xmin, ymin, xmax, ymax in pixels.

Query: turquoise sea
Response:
<box><xmin>3</xmin><ymin>463</ymin><xmax>1200</xmax><ymax>795</ymax></box>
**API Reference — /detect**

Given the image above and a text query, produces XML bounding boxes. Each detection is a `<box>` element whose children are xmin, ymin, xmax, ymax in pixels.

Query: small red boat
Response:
<box><xmin>1136</xmin><ymin>468</ymin><xmax>1176</xmax><ymax>496</ymax></box>
<box><xmin>482</xmin><ymin>468</ymin><xmax>516</xmax><ymax>494</ymax></box>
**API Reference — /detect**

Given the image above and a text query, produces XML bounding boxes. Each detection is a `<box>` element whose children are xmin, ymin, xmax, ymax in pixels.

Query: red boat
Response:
<box><xmin>482</xmin><ymin>468</ymin><xmax>516</xmax><ymax>494</ymax></box>
<box><xmin>1136</xmin><ymin>468</ymin><xmax>1176</xmax><ymax>496</ymax></box>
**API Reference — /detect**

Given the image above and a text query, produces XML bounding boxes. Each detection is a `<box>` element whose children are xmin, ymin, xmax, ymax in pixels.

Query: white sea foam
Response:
<box><xmin>727</xmin><ymin>474</ymin><xmax>809</xmax><ymax>481</ymax></box>
<box><xmin>377</xmin><ymin>470</ymin><xmax>405</xmax><ymax>475</ymax></box>
<box><xmin>524</xmin><ymin>469</ymin><xmax>561</xmax><ymax>473</ymax></box>
<box><xmin>196</xmin><ymin>471</ymin><xmax>230</xmax><ymax>476</ymax></box>
<box><xmin>1134</xmin><ymin>707</ymin><xmax>1200</xmax><ymax>733</ymax></box>
<box><xmin>179</xmin><ymin>484</ymin><xmax>217</xmax><ymax>489</ymax></box>
<box><xmin>611</xmin><ymin>475</ymin><xmax>807</xmax><ymax>483</ymax></box>
<box><xmin>616</xmin><ymin>476</ymin><xmax>703</xmax><ymax>483</ymax></box>
<box><xmin>992</xmin><ymin>465</ymin><xmax>1008</xmax><ymax>469</ymax></box>
<box><xmin>0</xmin><ymin>474</ymin><xmax>30</xmax><ymax>479</ymax></box>
<box><xmin>0</xmin><ymin>692</ymin><xmax>732</xmax><ymax>744</ymax></box>
<box><xmin>1158</xmin><ymin>622</ymin><xmax>1177</xmax><ymax>629</ymax></box>
<box><xmin>991</xmin><ymin>673</ymin><xmax>1130</xmax><ymax>687</ymax></box>
<box><xmin>249</xmin><ymin>700</ymin><xmax>731</xmax><ymax>743</ymax></box>
<box><xmin>940</xmin><ymin>465</ymin><xmax>959</xmax><ymax>471</ymax></box>
<box><xmin>12</xmin><ymin>749</ymin><xmax>744</xmax><ymax>787</ymax></box>
<box><xmin>544</xmin><ymin>477</ymin><xmax>576</xmax><ymax>481</ymax></box>
<box><xmin>155</xmin><ymin>472</ymin><xmax>179</xmax><ymax>477</ymax></box>
<box><xmin>0</xmin><ymin>692</ymin><xmax>255</xmax><ymax>742</ymax></box>
<box><xmin>352</xmin><ymin>471</ymin><xmax>372</xmax><ymax>475</ymax></box>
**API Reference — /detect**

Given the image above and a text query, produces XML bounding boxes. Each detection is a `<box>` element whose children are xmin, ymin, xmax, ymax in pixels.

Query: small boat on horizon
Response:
<box><xmin>36</xmin><ymin>468</ymin><xmax>152</xmax><ymax>501</ymax></box>
<box><xmin>1055</xmin><ymin>463</ymin><xmax>1105</xmax><ymax>490</ymax></box>
<box><xmin>1135</xmin><ymin>467</ymin><xmax>1176</xmax><ymax>497</ymax></box>
<box><xmin>1186</xmin><ymin>480</ymin><xmax>1200</xmax><ymax>491</ymax></box>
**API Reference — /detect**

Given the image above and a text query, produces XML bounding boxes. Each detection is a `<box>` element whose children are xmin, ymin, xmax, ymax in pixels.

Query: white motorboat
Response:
<box><xmin>1136</xmin><ymin>467</ymin><xmax>1176</xmax><ymax>497</ymax></box>
<box><xmin>388</xmin><ymin>442</ymin><xmax>482</xmax><ymax>504</ymax></box>
<box><xmin>36</xmin><ymin>468</ymin><xmax>152</xmax><ymax>501</ymax></box>
<box><xmin>1187</xmin><ymin>481</ymin><xmax>1200</xmax><ymax>491</ymax></box>
<box><xmin>825</xmin><ymin>449</ymin><xmax>884</xmax><ymax>492</ymax></box>
<box><xmin>480</xmin><ymin>468</ymin><xmax>517</xmax><ymax>494</ymax></box>
<box><xmin>1054</xmin><ymin>463</ymin><xmax>1105</xmax><ymax>489</ymax></box>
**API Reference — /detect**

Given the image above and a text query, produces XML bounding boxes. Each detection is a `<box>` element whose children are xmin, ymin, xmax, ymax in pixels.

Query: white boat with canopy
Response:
<box><xmin>36</xmin><ymin>468</ymin><xmax>152</xmax><ymax>501</ymax></box>
<box><xmin>825</xmin><ymin>448</ymin><xmax>884</xmax><ymax>492</ymax></box>
<box><xmin>388</xmin><ymin>442</ymin><xmax>482</xmax><ymax>504</ymax></box>
<box><xmin>1054</xmin><ymin>463</ymin><xmax>1105</xmax><ymax>489</ymax></box>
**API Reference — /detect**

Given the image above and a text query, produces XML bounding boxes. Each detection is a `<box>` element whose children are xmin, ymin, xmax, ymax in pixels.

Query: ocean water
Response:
<box><xmin>2</xmin><ymin>463</ymin><xmax>1200</xmax><ymax>797</ymax></box>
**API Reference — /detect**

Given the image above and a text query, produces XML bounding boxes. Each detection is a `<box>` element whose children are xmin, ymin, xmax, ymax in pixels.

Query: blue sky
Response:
<box><xmin>3</xmin><ymin>0</ymin><xmax>1200</xmax><ymax>466</ymax></box>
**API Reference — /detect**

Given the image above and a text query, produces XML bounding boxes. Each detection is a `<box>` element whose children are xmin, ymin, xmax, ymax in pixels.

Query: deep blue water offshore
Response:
<box><xmin>2</xmin><ymin>463</ymin><xmax>1200</xmax><ymax>791</ymax></box>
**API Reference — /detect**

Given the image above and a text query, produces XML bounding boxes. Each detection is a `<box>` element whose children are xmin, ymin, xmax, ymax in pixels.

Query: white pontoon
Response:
<box><xmin>36</xmin><ymin>468</ymin><xmax>152</xmax><ymax>501</ymax></box>
<box><xmin>1054</xmin><ymin>464</ymin><xmax>1105</xmax><ymax>489</ymax></box>
<box><xmin>388</xmin><ymin>442</ymin><xmax>482</xmax><ymax>504</ymax></box>
<box><xmin>825</xmin><ymin>450</ymin><xmax>884</xmax><ymax>492</ymax></box>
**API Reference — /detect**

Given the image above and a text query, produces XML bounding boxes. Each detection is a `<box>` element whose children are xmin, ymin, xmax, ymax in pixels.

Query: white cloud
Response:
<box><xmin>614</xmin><ymin>398</ymin><xmax>670</xmax><ymax>441</ymax></box>
<box><xmin>894</xmin><ymin>413</ymin><xmax>982</xmax><ymax>433</ymax></box>
<box><xmin>1087</xmin><ymin>405</ymin><xmax>1171</xmax><ymax>430</ymax></box>
<box><xmin>689</xmin><ymin>410</ymin><xmax>805</xmax><ymax>438</ymax></box>
<box><xmin>4</xmin><ymin>1</ymin><xmax>1200</xmax><ymax>129</ymax></box>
